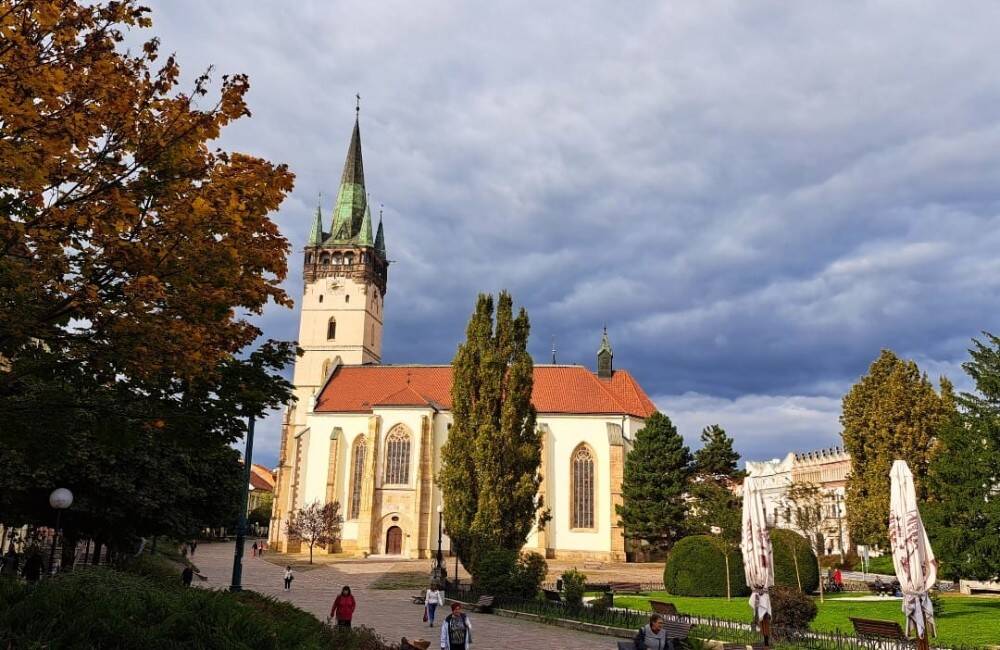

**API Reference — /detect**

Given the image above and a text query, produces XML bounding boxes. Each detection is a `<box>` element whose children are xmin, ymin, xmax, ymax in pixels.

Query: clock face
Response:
<box><xmin>327</xmin><ymin>278</ymin><xmax>341</xmax><ymax>291</ymax></box>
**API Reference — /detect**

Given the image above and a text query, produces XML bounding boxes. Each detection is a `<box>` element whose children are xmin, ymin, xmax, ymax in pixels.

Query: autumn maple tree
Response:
<box><xmin>0</xmin><ymin>0</ymin><xmax>296</xmax><ymax>550</ymax></box>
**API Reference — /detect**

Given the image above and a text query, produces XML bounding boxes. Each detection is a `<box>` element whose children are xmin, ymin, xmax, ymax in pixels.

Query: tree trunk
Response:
<box><xmin>309</xmin><ymin>541</ymin><xmax>314</xmax><ymax>564</ymax></box>
<box><xmin>817</xmin><ymin>556</ymin><xmax>824</xmax><ymax>602</ymax></box>
<box><xmin>792</xmin><ymin>545</ymin><xmax>802</xmax><ymax>591</ymax></box>
<box><xmin>724</xmin><ymin>551</ymin><xmax>731</xmax><ymax>601</ymax></box>
<box><xmin>91</xmin><ymin>540</ymin><xmax>102</xmax><ymax>565</ymax></box>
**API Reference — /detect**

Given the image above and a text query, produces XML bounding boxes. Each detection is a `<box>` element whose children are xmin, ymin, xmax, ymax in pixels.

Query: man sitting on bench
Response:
<box><xmin>633</xmin><ymin>613</ymin><xmax>675</xmax><ymax>650</ymax></box>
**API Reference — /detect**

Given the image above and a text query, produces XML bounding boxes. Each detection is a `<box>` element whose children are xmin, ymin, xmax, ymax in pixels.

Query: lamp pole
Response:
<box><xmin>48</xmin><ymin>488</ymin><xmax>73</xmax><ymax>574</ymax></box>
<box><xmin>230</xmin><ymin>413</ymin><xmax>255</xmax><ymax>592</ymax></box>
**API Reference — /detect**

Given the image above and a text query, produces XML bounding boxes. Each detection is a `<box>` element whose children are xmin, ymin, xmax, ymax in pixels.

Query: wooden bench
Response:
<box><xmin>471</xmin><ymin>595</ymin><xmax>494</xmax><ymax>613</ymax></box>
<box><xmin>721</xmin><ymin>645</ymin><xmax>767</xmax><ymax>650</ymax></box>
<box><xmin>662</xmin><ymin>620</ymin><xmax>692</xmax><ymax>641</ymax></box>
<box><xmin>410</xmin><ymin>592</ymin><xmax>425</xmax><ymax>605</ymax></box>
<box><xmin>609</xmin><ymin>581</ymin><xmax>643</xmax><ymax>594</ymax></box>
<box><xmin>866</xmin><ymin>582</ymin><xmax>895</xmax><ymax>596</ymax></box>
<box><xmin>851</xmin><ymin>617</ymin><xmax>909</xmax><ymax>644</ymax></box>
<box><xmin>649</xmin><ymin>600</ymin><xmax>678</xmax><ymax>616</ymax></box>
<box><xmin>543</xmin><ymin>589</ymin><xmax>562</xmax><ymax>603</ymax></box>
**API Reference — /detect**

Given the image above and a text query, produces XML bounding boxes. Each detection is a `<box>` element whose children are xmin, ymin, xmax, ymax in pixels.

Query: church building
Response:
<box><xmin>269</xmin><ymin>111</ymin><xmax>657</xmax><ymax>561</ymax></box>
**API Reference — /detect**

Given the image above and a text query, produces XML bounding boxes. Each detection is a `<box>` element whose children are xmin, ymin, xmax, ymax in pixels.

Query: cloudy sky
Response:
<box><xmin>138</xmin><ymin>1</ymin><xmax>1000</xmax><ymax>468</ymax></box>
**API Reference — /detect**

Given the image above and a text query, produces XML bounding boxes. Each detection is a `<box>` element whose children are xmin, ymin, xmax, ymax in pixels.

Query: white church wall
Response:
<box><xmin>542</xmin><ymin>414</ymin><xmax>617</xmax><ymax>555</ymax></box>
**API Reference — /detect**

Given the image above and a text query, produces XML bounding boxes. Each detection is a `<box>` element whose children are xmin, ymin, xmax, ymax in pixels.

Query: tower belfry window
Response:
<box><xmin>327</xmin><ymin>317</ymin><xmax>336</xmax><ymax>340</ymax></box>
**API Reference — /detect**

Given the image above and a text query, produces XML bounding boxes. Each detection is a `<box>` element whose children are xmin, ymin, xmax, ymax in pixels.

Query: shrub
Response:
<box><xmin>771</xmin><ymin>529</ymin><xmax>819</xmax><ymax>593</ymax></box>
<box><xmin>664</xmin><ymin>535</ymin><xmax>748</xmax><ymax>597</ymax></box>
<box><xmin>511</xmin><ymin>551</ymin><xmax>547</xmax><ymax>599</ymax></box>
<box><xmin>0</xmin><ymin>567</ymin><xmax>399</xmax><ymax>649</ymax></box>
<box><xmin>474</xmin><ymin>548</ymin><xmax>548</xmax><ymax>599</ymax></box>
<box><xmin>770</xmin><ymin>585</ymin><xmax>817</xmax><ymax>631</ymax></box>
<box><xmin>561</xmin><ymin>568</ymin><xmax>587</xmax><ymax>609</ymax></box>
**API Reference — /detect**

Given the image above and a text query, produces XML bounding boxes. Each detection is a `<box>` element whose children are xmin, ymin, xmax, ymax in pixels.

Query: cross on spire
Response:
<box><xmin>355</xmin><ymin>93</ymin><xmax>361</xmax><ymax>116</ymax></box>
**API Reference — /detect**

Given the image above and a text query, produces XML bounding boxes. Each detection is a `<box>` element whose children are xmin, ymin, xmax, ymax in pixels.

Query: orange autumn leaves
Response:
<box><xmin>0</xmin><ymin>0</ymin><xmax>294</xmax><ymax>386</ymax></box>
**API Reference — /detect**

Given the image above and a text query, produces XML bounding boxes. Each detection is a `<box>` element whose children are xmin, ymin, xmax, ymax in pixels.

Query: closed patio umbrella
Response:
<box><xmin>741</xmin><ymin>477</ymin><xmax>774</xmax><ymax>646</ymax></box>
<box><xmin>889</xmin><ymin>459</ymin><xmax>937</xmax><ymax>650</ymax></box>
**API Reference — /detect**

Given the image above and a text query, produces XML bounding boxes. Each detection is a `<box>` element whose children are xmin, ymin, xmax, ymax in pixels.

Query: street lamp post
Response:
<box><xmin>435</xmin><ymin>505</ymin><xmax>444</xmax><ymax>569</ymax></box>
<box><xmin>48</xmin><ymin>488</ymin><xmax>73</xmax><ymax>574</ymax></box>
<box><xmin>230</xmin><ymin>414</ymin><xmax>255</xmax><ymax>592</ymax></box>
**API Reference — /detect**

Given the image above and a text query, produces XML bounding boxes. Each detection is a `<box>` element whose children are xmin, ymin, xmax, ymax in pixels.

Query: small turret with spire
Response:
<box><xmin>597</xmin><ymin>325</ymin><xmax>613</xmax><ymax>378</ymax></box>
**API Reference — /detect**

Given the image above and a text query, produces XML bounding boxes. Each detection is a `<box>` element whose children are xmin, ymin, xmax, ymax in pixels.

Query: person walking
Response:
<box><xmin>283</xmin><ymin>566</ymin><xmax>294</xmax><ymax>591</ymax></box>
<box><xmin>330</xmin><ymin>585</ymin><xmax>356</xmax><ymax>628</ymax></box>
<box><xmin>181</xmin><ymin>566</ymin><xmax>194</xmax><ymax>586</ymax></box>
<box><xmin>251</xmin><ymin>541</ymin><xmax>258</xmax><ymax>558</ymax></box>
<box><xmin>190</xmin><ymin>540</ymin><xmax>197</xmax><ymax>556</ymax></box>
<box><xmin>440</xmin><ymin>602</ymin><xmax>472</xmax><ymax>650</ymax></box>
<box><xmin>634</xmin><ymin>613</ymin><xmax>673</xmax><ymax>649</ymax></box>
<box><xmin>425</xmin><ymin>584</ymin><xmax>445</xmax><ymax>627</ymax></box>
<box><xmin>833</xmin><ymin>567</ymin><xmax>843</xmax><ymax>591</ymax></box>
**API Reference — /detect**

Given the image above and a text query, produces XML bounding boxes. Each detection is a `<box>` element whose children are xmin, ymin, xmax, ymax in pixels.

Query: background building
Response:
<box><xmin>746</xmin><ymin>446</ymin><xmax>851</xmax><ymax>555</ymax></box>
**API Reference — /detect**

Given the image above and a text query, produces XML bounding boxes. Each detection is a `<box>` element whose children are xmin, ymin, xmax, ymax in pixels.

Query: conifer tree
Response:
<box><xmin>840</xmin><ymin>350</ymin><xmax>955</xmax><ymax>547</ymax></box>
<box><xmin>438</xmin><ymin>292</ymin><xmax>543</xmax><ymax>576</ymax></box>
<box><xmin>617</xmin><ymin>411</ymin><xmax>693</xmax><ymax>555</ymax></box>
<box><xmin>926</xmin><ymin>333</ymin><xmax>1000</xmax><ymax>581</ymax></box>
<box><xmin>693</xmin><ymin>425</ymin><xmax>742</xmax><ymax>479</ymax></box>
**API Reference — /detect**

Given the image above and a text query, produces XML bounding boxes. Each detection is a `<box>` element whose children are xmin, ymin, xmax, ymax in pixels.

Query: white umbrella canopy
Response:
<box><xmin>741</xmin><ymin>477</ymin><xmax>774</xmax><ymax>626</ymax></box>
<box><xmin>889</xmin><ymin>459</ymin><xmax>938</xmax><ymax>640</ymax></box>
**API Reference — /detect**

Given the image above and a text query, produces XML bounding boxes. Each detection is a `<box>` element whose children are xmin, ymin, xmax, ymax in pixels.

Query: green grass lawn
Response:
<box><xmin>863</xmin><ymin>554</ymin><xmax>895</xmax><ymax>574</ymax></box>
<box><xmin>615</xmin><ymin>592</ymin><xmax>1000</xmax><ymax>647</ymax></box>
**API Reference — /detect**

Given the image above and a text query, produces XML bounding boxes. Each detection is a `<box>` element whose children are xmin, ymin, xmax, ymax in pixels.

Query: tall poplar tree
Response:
<box><xmin>617</xmin><ymin>411</ymin><xmax>693</xmax><ymax>555</ymax></box>
<box><xmin>926</xmin><ymin>333</ymin><xmax>1000</xmax><ymax>581</ymax></box>
<box><xmin>840</xmin><ymin>350</ymin><xmax>955</xmax><ymax>547</ymax></box>
<box><xmin>439</xmin><ymin>292</ymin><xmax>543</xmax><ymax>576</ymax></box>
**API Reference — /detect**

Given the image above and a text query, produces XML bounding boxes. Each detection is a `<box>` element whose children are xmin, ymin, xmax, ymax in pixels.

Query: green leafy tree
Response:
<box><xmin>617</xmin><ymin>411</ymin><xmax>693</xmax><ymax>556</ymax></box>
<box><xmin>926</xmin><ymin>333</ymin><xmax>1000</xmax><ymax>581</ymax></box>
<box><xmin>840</xmin><ymin>350</ymin><xmax>955</xmax><ymax>547</ymax></box>
<box><xmin>439</xmin><ymin>292</ymin><xmax>543</xmax><ymax>578</ymax></box>
<box><xmin>693</xmin><ymin>425</ymin><xmax>742</xmax><ymax>479</ymax></box>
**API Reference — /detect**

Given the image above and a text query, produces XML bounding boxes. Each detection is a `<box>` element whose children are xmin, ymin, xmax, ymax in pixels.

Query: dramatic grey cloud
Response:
<box><xmin>138</xmin><ymin>1</ymin><xmax>1000</xmax><ymax>466</ymax></box>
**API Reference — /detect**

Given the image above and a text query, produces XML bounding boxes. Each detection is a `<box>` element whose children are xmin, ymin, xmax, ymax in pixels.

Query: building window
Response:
<box><xmin>383</xmin><ymin>426</ymin><xmax>411</xmax><ymax>485</ymax></box>
<box><xmin>320</xmin><ymin>253</ymin><xmax>330</xmax><ymax>266</ymax></box>
<box><xmin>332</xmin><ymin>253</ymin><xmax>342</xmax><ymax>265</ymax></box>
<box><xmin>349</xmin><ymin>437</ymin><xmax>366</xmax><ymax>519</ymax></box>
<box><xmin>306</xmin><ymin>253</ymin><xmax>313</xmax><ymax>264</ymax></box>
<box><xmin>571</xmin><ymin>445</ymin><xmax>595</xmax><ymax>529</ymax></box>
<box><xmin>321</xmin><ymin>359</ymin><xmax>331</xmax><ymax>382</ymax></box>
<box><xmin>345</xmin><ymin>253</ymin><xmax>354</xmax><ymax>265</ymax></box>
<box><xmin>345</xmin><ymin>294</ymin><xmax>350</xmax><ymax>303</ymax></box>
<box><xmin>318</xmin><ymin>294</ymin><xmax>323</xmax><ymax>303</ymax></box>
<box><xmin>327</xmin><ymin>317</ymin><xmax>336</xmax><ymax>340</ymax></box>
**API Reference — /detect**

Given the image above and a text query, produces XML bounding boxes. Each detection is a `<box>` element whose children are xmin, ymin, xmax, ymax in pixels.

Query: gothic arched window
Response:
<box><xmin>320</xmin><ymin>253</ymin><xmax>330</xmax><ymax>266</ymax></box>
<box><xmin>327</xmin><ymin>317</ymin><xmax>336</xmax><ymax>340</ymax></box>
<box><xmin>332</xmin><ymin>252</ymin><xmax>342</xmax><ymax>266</ymax></box>
<box><xmin>383</xmin><ymin>426</ymin><xmax>411</xmax><ymax>485</ymax></box>
<box><xmin>345</xmin><ymin>253</ymin><xmax>355</xmax><ymax>266</ymax></box>
<box><xmin>349</xmin><ymin>436</ymin><xmax>366</xmax><ymax>519</ymax></box>
<box><xmin>571</xmin><ymin>445</ymin><xmax>595</xmax><ymax>529</ymax></box>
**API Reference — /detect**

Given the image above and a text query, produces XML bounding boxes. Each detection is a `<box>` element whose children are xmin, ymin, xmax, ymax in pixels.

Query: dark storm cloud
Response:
<box><xmin>138</xmin><ymin>1</ymin><xmax>1000</xmax><ymax>465</ymax></box>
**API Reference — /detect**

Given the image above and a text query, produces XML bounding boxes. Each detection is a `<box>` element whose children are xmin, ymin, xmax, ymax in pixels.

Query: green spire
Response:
<box><xmin>308</xmin><ymin>195</ymin><xmax>324</xmax><ymax>245</ymax></box>
<box><xmin>374</xmin><ymin>208</ymin><xmax>386</xmax><ymax>257</ymax></box>
<box><xmin>356</xmin><ymin>200</ymin><xmax>374</xmax><ymax>246</ymax></box>
<box><xmin>328</xmin><ymin>114</ymin><xmax>366</xmax><ymax>242</ymax></box>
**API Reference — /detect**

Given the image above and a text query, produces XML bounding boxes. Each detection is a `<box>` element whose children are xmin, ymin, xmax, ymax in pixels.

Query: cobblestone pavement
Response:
<box><xmin>194</xmin><ymin>542</ymin><xmax>619</xmax><ymax>650</ymax></box>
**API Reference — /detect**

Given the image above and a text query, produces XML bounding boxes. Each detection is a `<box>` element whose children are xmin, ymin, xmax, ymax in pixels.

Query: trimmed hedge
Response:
<box><xmin>0</xmin><ymin>568</ymin><xmax>395</xmax><ymax>649</ymax></box>
<box><xmin>664</xmin><ymin>535</ymin><xmax>748</xmax><ymax>597</ymax></box>
<box><xmin>771</xmin><ymin>529</ymin><xmax>819</xmax><ymax>593</ymax></box>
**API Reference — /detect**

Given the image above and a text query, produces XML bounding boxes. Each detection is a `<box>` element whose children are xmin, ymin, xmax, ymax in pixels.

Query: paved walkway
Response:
<box><xmin>193</xmin><ymin>542</ymin><xmax>618</xmax><ymax>649</ymax></box>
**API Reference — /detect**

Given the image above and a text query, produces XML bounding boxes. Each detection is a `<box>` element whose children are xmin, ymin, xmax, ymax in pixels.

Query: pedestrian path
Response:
<box><xmin>193</xmin><ymin>542</ymin><xmax>616</xmax><ymax>650</ymax></box>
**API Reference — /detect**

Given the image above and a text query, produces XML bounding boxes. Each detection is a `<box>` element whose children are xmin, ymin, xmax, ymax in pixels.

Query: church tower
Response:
<box><xmin>271</xmin><ymin>106</ymin><xmax>388</xmax><ymax>550</ymax></box>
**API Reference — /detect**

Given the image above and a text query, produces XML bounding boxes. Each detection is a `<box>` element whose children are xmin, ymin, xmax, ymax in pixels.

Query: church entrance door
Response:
<box><xmin>385</xmin><ymin>526</ymin><xmax>402</xmax><ymax>555</ymax></box>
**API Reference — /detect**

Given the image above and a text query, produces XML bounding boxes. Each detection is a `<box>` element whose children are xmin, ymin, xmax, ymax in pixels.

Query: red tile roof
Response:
<box><xmin>315</xmin><ymin>365</ymin><xmax>657</xmax><ymax>418</ymax></box>
<box><xmin>249</xmin><ymin>464</ymin><xmax>276</xmax><ymax>492</ymax></box>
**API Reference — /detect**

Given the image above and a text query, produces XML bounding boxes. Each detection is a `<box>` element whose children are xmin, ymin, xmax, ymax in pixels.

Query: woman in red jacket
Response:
<box><xmin>331</xmin><ymin>585</ymin><xmax>356</xmax><ymax>628</ymax></box>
